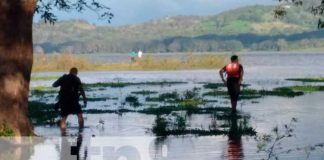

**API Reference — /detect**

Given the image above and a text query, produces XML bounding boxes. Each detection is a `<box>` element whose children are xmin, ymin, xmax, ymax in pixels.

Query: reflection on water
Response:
<box><xmin>227</xmin><ymin>114</ymin><xmax>243</xmax><ymax>160</ymax></box>
<box><xmin>60</xmin><ymin>128</ymin><xmax>87</xmax><ymax>160</ymax></box>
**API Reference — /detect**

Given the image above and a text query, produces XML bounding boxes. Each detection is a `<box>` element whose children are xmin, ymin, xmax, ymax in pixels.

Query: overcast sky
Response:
<box><xmin>34</xmin><ymin>0</ymin><xmax>276</xmax><ymax>26</ymax></box>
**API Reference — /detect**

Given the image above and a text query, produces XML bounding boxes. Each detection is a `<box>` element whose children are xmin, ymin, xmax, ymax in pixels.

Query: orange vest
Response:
<box><xmin>225</xmin><ymin>62</ymin><xmax>240</xmax><ymax>78</ymax></box>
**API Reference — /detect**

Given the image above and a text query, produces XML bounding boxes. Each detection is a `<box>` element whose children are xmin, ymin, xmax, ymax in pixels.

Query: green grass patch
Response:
<box><xmin>31</xmin><ymin>76</ymin><xmax>59</xmax><ymax>81</ymax></box>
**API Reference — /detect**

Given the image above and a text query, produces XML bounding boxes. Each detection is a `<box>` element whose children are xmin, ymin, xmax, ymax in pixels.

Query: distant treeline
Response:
<box><xmin>33</xmin><ymin>5</ymin><xmax>324</xmax><ymax>54</ymax></box>
<box><xmin>34</xmin><ymin>31</ymin><xmax>324</xmax><ymax>53</ymax></box>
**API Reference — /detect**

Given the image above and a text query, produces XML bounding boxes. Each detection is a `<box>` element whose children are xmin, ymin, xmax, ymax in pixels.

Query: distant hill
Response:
<box><xmin>33</xmin><ymin>5</ymin><xmax>324</xmax><ymax>53</ymax></box>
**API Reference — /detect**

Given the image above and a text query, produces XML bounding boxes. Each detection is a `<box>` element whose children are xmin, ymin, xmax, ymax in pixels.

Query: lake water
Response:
<box><xmin>21</xmin><ymin>52</ymin><xmax>324</xmax><ymax>159</ymax></box>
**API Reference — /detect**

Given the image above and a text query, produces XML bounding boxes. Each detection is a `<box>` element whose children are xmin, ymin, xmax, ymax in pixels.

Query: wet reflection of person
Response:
<box><xmin>227</xmin><ymin>113</ymin><xmax>243</xmax><ymax>160</ymax></box>
<box><xmin>60</xmin><ymin>128</ymin><xmax>87</xmax><ymax>160</ymax></box>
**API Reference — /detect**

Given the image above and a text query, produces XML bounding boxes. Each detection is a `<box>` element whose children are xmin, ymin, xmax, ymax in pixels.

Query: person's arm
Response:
<box><xmin>52</xmin><ymin>76</ymin><xmax>63</xmax><ymax>87</ymax></box>
<box><xmin>79</xmin><ymin>85</ymin><xmax>87</xmax><ymax>106</ymax></box>
<box><xmin>219</xmin><ymin>66</ymin><xmax>227</xmax><ymax>86</ymax></box>
<box><xmin>77</xmin><ymin>78</ymin><xmax>87</xmax><ymax>106</ymax></box>
<box><xmin>239</xmin><ymin>65</ymin><xmax>244</xmax><ymax>85</ymax></box>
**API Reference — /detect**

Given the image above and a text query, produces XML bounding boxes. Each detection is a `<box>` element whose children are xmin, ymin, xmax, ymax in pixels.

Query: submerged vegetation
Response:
<box><xmin>84</xmin><ymin>81</ymin><xmax>186</xmax><ymax>89</ymax></box>
<box><xmin>286</xmin><ymin>78</ymin><xmax>324</xmax><ymax>83</ymax></box>
<box><xmin>28</xmin><ymin>75</ymin><xmax>324</xmax><ymax>139</ymax></box>
<box><xmin>33</xmin><ymin>53</ymin><xmax>226</xmax><ymax>72</ymax></box>
<box><xmin>203</xmin><ymin>87</ymin><xmax>304</xmax><ymax>99</ymax></box>
<box><xmin>28</xmin><ymin>101</ymin><xmax>59</xmax><ymax>125</ymax></box>
<box><xmin>152</xmin><ymin>112</ymin><xmax>256</xmax><ymax>136</ymax></box>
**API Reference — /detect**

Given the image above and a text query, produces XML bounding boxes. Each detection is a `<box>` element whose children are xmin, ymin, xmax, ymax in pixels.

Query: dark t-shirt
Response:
<box><xmin>53</xmin><ymin>74</ymin><xmax>82</xmax><ymax>104</ymax></box>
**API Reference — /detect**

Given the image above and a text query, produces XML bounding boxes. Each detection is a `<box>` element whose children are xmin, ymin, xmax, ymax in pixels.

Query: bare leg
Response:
<box><xmin>77</xmin><ymin>113</ymin><xmax>84</xmax><ymax>129</ymax></box>
<box><xmin>60</xmin><ymin>116</ymin><xmax>68</xmax><ymax>130</ymax></box>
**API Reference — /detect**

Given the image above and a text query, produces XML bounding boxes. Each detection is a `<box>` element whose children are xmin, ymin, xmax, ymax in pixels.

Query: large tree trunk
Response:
<box><xmin>0</xmin><ymin>0</ymin><xmax>37</xmax><ymax>136</ymax></box>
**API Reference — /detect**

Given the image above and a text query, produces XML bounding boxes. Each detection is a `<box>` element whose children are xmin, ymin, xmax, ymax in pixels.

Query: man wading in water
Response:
<box><xmin>53</xmin><ymin>67</ymin><xmax>87</xmax><ymax>130</ymax></box>
<box><xmin>219</xmin><ymin>55</ymin><xmax>244</xmax><ymax>113</ymax></box>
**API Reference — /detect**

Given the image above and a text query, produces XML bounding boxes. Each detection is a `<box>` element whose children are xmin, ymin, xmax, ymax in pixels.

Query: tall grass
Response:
<box><xmin>32</xmin><ymin>53</ymin><xmax>226</xmax><ymax>72</ymax></box>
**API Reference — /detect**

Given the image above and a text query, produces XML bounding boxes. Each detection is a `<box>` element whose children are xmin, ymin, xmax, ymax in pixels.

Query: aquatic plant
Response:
<box><xmin>28</xmin><ymin>101</ymin><xmax>59</xmax><ymax>125</ymax></box>
<box><xmin>87</xmin><ymin>97</ymin><xmax>118</xmax><ymax>102</ymax></box>
<box><xmin>203</xmin><ymin>87</ymin><xmax>304</xmax><ymax>99</ymax></box>
<box><xmin>255</xmin><ymin>118</ymin><xmax>298</xmax><ymax>160</ymax></box>
<box><xmin>125</xmin><ymin>95</ymin><xmax>141</xmax><ymax>107</ymax></box>
<box><xmin>131</xmin><ymin>90</ymin><xmax>158</xmax><ymax>95</ymax></box>
<box><xmin>286</xmin><ymin>78</ymin><xmax>324</xmax><ymax>83</ymax></box>
<box><xmin>202</xmin><ymin>83</ymin><xmax>250</xmax><ymax>89</ymax></box>
<box><xmin>159</xmin><ymin>92</ymin><xmax>181</xmax><ymax>101</ymax></box>
<box><xmin>30</xmin><ymin>86</ymin><xmax>57</xmax><ymax>96</ymax></box>
<box><xmin>84</xmin><ymin>81</ymin><xmax>187</xmax><ymax>89</ymax></box>
<box><xmin>183</xmin><ymin>89</ymin><xmax>199</xmax><ymax>100</ymax></box>
<box><xmin>152</xmin><ymin>112</ymin><xmax>256</xmax><ymax>136</ymax></box>
<box><xmin>152</xmin><ymin>115</ymin><xmax>168</xmax><ymax>136</ymax></box>
<box><xmin>279</xmin><ymin>85</ymin><xmax>324</xmax><ymax>92</ymax></box>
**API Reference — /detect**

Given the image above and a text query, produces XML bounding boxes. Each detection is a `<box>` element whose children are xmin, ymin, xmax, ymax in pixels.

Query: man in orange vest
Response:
<box><xmin>219</xmin><ymin>55</ymin><xmax>244</xmax><ymax>113</ymax></box>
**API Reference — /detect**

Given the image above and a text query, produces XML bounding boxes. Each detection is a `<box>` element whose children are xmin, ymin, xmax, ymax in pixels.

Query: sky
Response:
<box><xmin>34</xmin><ymin>0</ymin><xmax>276</xmax><ymax>26</ymax></box>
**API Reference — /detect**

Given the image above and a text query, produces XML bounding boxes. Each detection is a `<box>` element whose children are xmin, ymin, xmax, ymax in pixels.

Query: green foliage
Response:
<box><xmin>0</xmin><ymin>123</ymin><xmax>15</xmax><ymax>137</ymax></box>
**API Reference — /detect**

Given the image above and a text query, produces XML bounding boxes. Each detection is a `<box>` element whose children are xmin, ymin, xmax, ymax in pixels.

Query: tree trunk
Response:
<box><xmin>0</xmin><ymin>0</ymin><xmax>37</xmax><ymax>136</ymax></box>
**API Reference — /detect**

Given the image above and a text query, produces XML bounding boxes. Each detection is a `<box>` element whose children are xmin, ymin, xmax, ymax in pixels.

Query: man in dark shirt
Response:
<box><xmin>219</xmin><ymin>55</ymin><xmax>244</xmax><ymax>113</ymax></box>
<box><xmin>53</xmin><ymin>67</ymin><xmax>87</xmax><ymax>129</ymax></box>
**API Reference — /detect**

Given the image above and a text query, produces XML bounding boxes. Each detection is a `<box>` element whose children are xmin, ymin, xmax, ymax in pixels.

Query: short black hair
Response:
<box><xmin>70</xmin><ymin>67</ymin><xmax>78</xmax><ymax>74</ymax></box>
<box><xmin>231</xmin><ymin>55</ymin><xmax>238</xmax><ymax>61</ymax></box>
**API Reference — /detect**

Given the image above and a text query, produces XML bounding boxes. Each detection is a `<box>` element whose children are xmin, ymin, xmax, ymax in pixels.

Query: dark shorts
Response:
<box><xmin>227</xmin><ymin>78</ymin><xmax>241</xmax><ymax>102</ymax></box>
<box><xmin>60</xmin><ymin>102</ymin><xmax>82</xmax><ymax>117</ymax></box>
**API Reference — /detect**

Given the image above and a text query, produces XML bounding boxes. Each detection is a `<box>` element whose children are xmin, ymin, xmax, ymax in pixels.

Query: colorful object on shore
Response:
<box><xmin>138</xmin><ymin>50</ymin><xmax>143</xmax><ymax>58</ymax></box>
<box><xmin>130</xmin><ymin>51</ymin><xmax>137</xmax><ymax>57</ymax></box>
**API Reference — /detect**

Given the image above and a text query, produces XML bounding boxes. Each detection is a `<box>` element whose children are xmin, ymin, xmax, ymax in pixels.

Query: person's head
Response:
<box><xmin>230</xmin><ymin>55</ymin><xmax>239</xmax><ymax>63</ymax></box>
<box><xmin>69</xmin><ymin>67</ymin><xmax>78</xmax><ymax>75</ymax></box>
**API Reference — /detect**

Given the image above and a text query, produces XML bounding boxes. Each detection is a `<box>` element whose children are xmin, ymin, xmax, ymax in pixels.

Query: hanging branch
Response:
<box><xmin>35</xmin><ymin>0</ymin><xmax>114</xmax><ymax>24</ymax></box>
